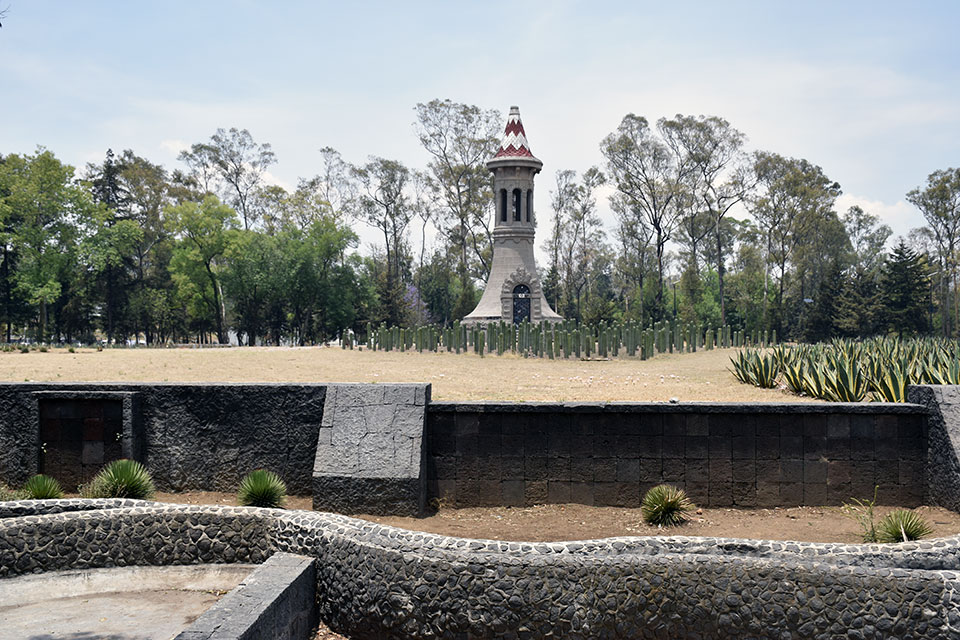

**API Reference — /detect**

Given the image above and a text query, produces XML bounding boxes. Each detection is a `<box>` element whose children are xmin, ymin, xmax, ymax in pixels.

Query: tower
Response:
<box><xmin>462</xmin><ymin>106</ymin><xmax>563</xmax><ymax>325</ymax></box>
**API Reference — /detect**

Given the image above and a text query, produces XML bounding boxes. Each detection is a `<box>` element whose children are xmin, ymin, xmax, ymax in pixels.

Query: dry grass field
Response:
<box><xmin>0</xmin><ymin>345</ymin><xmax>814</xmax><ymax>402</ymax></box>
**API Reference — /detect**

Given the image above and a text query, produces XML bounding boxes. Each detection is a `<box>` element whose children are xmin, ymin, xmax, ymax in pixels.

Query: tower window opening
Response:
<box><xmin>526</xmin><ymin>191</ymin><xmax>532</xmax><ymax>222</ymax></box>
<box><xmin>500</xmin><ymin>189</ymin><xmax>507</xmax><ymax>222</ymax></box>
<box><xmin>513</xmin><ymin>189</ymin><xmax>522</xmax><ymax>221</ymax></box>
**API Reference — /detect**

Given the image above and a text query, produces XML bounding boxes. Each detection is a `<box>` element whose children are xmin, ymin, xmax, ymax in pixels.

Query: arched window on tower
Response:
<box><xmin>512</xmin><ymin>189</ymin><xmax>522</xmax><ymax>221</ymax></box>
<box><xmin>500</xmin><ymin>189</ymin><xmax>507</xmax><ymax>222</ymax></box>
<box><xmin>526</xmin><ymin>191</ymin><xmax>533</xmax><ymax>223</ymax></box>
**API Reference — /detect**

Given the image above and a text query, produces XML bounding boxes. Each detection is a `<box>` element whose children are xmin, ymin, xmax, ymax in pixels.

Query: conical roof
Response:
<box><xmin>493</xmin><ymin>106</ymin><xmax>537</xmax><ymax>159</ymax></box>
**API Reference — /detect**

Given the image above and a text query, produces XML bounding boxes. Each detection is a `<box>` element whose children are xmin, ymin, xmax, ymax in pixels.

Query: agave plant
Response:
<box><xmin>876</xmin><ymin>509</ymin><xmax>933</xmax><ymax>543</ymax></box>
<box><xmin>22</xmin><ymin>474</ymin><xmax>64</xmax><ymax>500</ymax></box>
<box><xmin>641</xmin><ymin>484</ymin><xmax>694</xmax><ymax>526</ymax></box>
<box><xmin>83</xmin><ymin>459</ymin><xmax>155</xmax><ymax>499</ymax></box>
<box><xmin>237</xmin><ymin>469</ymin><xmax>287</xmax><ymax>508</ymax></box>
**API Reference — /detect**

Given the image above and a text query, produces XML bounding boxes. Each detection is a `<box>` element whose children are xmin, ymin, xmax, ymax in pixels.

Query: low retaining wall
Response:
<box><xmin>2</xmin><ymin>500</ymin><xmax>960</xmax><ymax>639</ymax></box>
<box><xmin>177</xmin><ymin>552</ymin><xmax>317</xmax><ymax>640</ymax></box>
<box><xmin>0</xmin><ymin>382</ymin><xmax>327</xmax><ymax>493</ymax></box>
<box><xmin>428</xmin><ymin>402</ymin><xmax>929</xmax><ymax>508</ymax></box>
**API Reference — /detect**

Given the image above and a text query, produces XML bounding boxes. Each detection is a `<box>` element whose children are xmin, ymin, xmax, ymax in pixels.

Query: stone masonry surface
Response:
<box><xmin>313</xmin><ymin>384</ymin><xmax>429</xmax><ymax>516</ymax></box>
<box><xmin>428</xmin><ymin>401</ymin><xmax>929</xmax><ymax>508</ymax></box>
<box><xmin>176</xmin><ymin>551</ymin><xmax>317</xmax><ymax>640</ymax></box>
<box><xmin>911</xmin><ymin>385</ymin><xmax>960</xmax><ymax>512</ymax></box>
<box><xmin>0</xmin><ymin>382</ymin><xmax>326</xmax><ymax>493</ymax></box>
<box><xmin>3</xmin><ymin>499</ymin><xmax>960</xmax><ymax>639</ymax></box>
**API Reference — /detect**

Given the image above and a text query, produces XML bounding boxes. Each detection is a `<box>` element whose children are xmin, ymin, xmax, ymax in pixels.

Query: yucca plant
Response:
<box><xmin>870</xmin><ymin>358</ymin><xmax>911</xmax><ymax>402</ymax></box>
<box><xmin>729</xmin><ymin>350</ymin><xmax>757</xmax><ymax>385</ymax></box>
<box><xmin>237</xmin><ymin>469</ymin><xmax>287</xmax><ymax>508</ymax></box>
<box><xmin>876</xmin><ymin>509</ymin><xmax>933</xmax><ymax>543</ymax></box>
<box><xmin>641</xmin><ymin>484</ymin><xmax>694</xmax><ymax>526</ymax></box>
<box><xmin>82</xmin><ymin>459</ymin><xmax>155</xmax><ymax>499</ymax></box>
<box><xmin>22</xmin><ymin>474</ymin><xmax>64</xmax><ymax>500</ymax></box>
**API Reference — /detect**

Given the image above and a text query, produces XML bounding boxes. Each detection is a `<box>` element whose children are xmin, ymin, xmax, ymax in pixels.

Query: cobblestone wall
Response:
<box><xmin>427</xmin><ymin>402</ymin><xmax>929</xmax><ymax>508</ymax></box>
<box><xmin>2</xmin><ymin>500</ymin><xmax>960</xmax><ymax>639</ymax></box>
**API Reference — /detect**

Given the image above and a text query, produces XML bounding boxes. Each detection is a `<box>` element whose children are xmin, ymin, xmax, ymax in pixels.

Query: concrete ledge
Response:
<box><xmin>430</xmin><ymin>401</ymin><xmax>929</xmax><ymax>414</ymax></box>
<box><xmin>176</xmin><ymin>552</ymin><xmax>317</xmax><ymax>640</ymax></box>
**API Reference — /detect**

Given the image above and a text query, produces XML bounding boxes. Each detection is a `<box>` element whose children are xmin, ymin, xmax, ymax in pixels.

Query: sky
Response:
<box><xmin>1</xmin><ymin>1</ymin><xmax>958</xmax><ymax>261</ymax></box>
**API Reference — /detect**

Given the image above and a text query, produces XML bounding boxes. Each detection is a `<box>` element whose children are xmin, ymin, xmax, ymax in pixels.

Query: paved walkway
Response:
<box><xmin>0</xmin><ymin>564</ymin><xmax>254</xmax><ymax>640</ymax></box>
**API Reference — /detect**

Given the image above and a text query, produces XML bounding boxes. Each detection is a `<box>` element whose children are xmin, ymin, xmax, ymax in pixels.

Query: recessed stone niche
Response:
<box><xmin>33</xmin><ymin>391</ymin><xmax>140</xmax><ymax>489</ymax></box>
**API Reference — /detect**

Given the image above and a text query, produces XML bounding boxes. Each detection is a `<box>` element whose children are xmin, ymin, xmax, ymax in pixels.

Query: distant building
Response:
<box><xmin>462</xmin><ymin>106</ymin><xmax>562</xmax><ymax>326</ymax></box>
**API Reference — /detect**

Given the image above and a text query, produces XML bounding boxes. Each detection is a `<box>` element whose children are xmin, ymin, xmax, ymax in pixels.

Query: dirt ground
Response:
<box><xmin>145</xmin><ymin>492</ymin><xmax>960</xmax><ymax>545</ymax></box>
<box><xmin>0</xmin><ymin>345</ymin><xmax>814</xmax><ymax>402</ymax></box>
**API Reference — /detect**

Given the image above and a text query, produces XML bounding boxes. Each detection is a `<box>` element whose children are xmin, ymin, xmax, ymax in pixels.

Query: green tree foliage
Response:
<box><xmin>881</xmin><ymin>241</ymin><xmax>931</xmax><ymax>337</ymax></box>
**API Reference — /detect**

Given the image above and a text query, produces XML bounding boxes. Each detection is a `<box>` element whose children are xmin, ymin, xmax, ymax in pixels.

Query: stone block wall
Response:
<box><xmin>312</xmin><ymin>384</ymin><xmax>429</xmax><ymax>516</ymax></box>
<box><xmin>427</xmin><ymin>403</ymin><xmax>929</xmax><ymax>508</ymax></box>
<box><xmin>0</xmin><ymin>383</ymin><xmax>326</xmax><ymax>493</ymax></box>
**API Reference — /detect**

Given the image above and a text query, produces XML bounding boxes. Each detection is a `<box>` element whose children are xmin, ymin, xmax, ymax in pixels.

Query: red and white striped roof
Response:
<box><xmin>494</xmin><ymin>106</ymin><xmax>536</xmax><ymax>158</ymax></box>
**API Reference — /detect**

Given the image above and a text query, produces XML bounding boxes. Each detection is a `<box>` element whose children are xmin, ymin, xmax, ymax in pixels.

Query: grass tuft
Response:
<box><xmin>237</xmin><ymin>469</ymin><xmax>287</xmax><ymax>508</ymax></box>
<box><xmin>641</xmin><ymin>484</ymin><xmax>694</xmax><ymax>526</ymax></box>
<box><xmin>877</xmin><ymin>509</ymin><xmax>933</xmax><ymax>543</ymax></box>
<box><xmin>82</xmin><ymin>459</ymin><xmax>155</xmax><ymax>499</ymax></box>
<box><xmin>22</xmin><ymin>474</ymin><xmax>64</xmax><ymax>499</ymax></box>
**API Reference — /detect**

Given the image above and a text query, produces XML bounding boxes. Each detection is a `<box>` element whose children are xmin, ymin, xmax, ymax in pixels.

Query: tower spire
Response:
<box><xmin>494</xmin><ymin>106</ymin><xmax>538</xmax><ymax>159</ymax></box>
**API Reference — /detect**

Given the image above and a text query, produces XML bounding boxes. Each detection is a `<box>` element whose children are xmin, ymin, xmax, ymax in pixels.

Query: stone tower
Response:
<box><xmin>462</xmin><ymin>106</ymin><xmax>562</xmax><ymax>325</ymax></box>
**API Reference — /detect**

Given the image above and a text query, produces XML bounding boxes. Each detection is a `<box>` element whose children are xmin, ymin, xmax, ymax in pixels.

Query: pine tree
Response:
<box><xmin>833</xmin><ymin>266</ymin><xmax>883</xmax><ymax>337</ymax></box>
<box><xmin>881</xmin><ymin>241</ymin><xmax>931</xmax><ymax>336</ymax></box>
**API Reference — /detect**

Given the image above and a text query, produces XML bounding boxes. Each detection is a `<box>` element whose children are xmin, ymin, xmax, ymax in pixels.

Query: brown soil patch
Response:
<box><xmin>0</xmin><ymin>346</ymin><xmax>814</xmax><ymax>402</ymax></box>
<box><xmin>137</xmin><ymin>492</ymin><xmax>960</xmax><ymax>545</ymax></box>
<box><xmin>360</xmin><ymin>503</ymin><xmax>960</xmax><ymax>544</ymax></box>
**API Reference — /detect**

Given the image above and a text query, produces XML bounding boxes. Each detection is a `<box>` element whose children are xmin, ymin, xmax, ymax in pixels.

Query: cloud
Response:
<box><xmin>159</xmin><ymin>139</ymin><xmax>189</xmax><ymax>155</ymax></box>
<box><xmin>835</xmin><ymin>194</ymin><xmax>922</xmax><ymax>242</ymax></box>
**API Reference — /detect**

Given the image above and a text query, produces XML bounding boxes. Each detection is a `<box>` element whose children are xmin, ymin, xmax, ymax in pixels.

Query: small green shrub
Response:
<box><xmin>877</xmin><ymin>509</ymin><xmax>933</xmax><ymax>543</ymax></box>
<box><xmin>237</xmin><ymin>470</ymin><xmax>287</xmax><ymax>508</ymax></box>
<box><xmin>0</xmin><ymin>483</ymin><xmax>24</xmax><ymax>501</ymax></box>
<box><xmin>641</xmin><ymin>484</ymin><xmax>694</xmax><ymax>526</ymax></box>
<box><xmin>19</xmin><ymin>345</ymin><xmax>29</xmax><ymax>354</ymax></box>
<box><xmin>83</xmin><ymin>459</ymin><xmax>155</xmax><ymax>499</ymax></box>
<box><xmin>68</xmin><ymin>346</ymin><xmax>76</xmax><ymax>353</ymax></box>
<box><xmin>22</xmin><ymin>474</ymin><xmax>64</xmax><ymax>499</ymax></box>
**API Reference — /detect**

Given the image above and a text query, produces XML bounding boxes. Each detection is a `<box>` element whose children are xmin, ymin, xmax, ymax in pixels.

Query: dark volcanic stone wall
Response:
<box><xmin>427</xmin><ymin>402</ymin><xmax>929</xmax><ymax>508</ymax></box>
<box><xmin>3</xmin><ymin>500</ymin><xmax>960</xmax><ymax>639</ymax></box>
<box><xmin>0</xmin><ymin>383</ymin><xmax>326</xmax><ymax>493</ymax></box>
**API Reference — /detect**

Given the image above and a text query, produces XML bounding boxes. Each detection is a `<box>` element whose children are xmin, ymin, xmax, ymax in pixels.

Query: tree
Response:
<box><xmin>881</xmin><ymin>240</ymin><xmax>931</xmax><ymax>337</ymax></box>
<box><xmin>750</xmin><ymin>152</ymin><xmax>842</xmax><ymax>336</ymax></box>
<box><xmin>352</xmin><ymin>157</ymin><xmax>412</xmax><ymax>325</ymax></box>
<box><xmin>660</xmin><ymin>115</ymin><xmax>753</xmax><ymax>324</ymax></box>
<box><xmin>602</xmin><ymin>114</ymin><xmax>695</xmax><ymax>320</ymax></box>
<box><xmin>165</xmin><ymin>196</ymin><xmax>238</xmax><ymax>343</ymax></box>
<box><xmin>843</xmin><ymin>205</ymin><xmax>891</xmax><ymax>276</ymax></box>
<box><xmin>906</xmin><ymin>168</ymin><xmax>960</xmax><ymax>337</ymax></box>
<box><xmin>414</xmin><ymin>99</ymin><xmax>501</xmax><ymax>305</ymax></box>
<box><xmin>179</xmin><ymin>128</ymin><xmax>276</xmax><ymax>230</ymax></box>
<box><xmin>0</xmin><ymin>150</ymin><xmax>96</xmax><ymax>341</ymax></box>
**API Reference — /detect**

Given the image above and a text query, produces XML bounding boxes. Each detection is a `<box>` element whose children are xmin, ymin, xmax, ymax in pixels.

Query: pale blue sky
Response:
<box><xmin>2</xmin><ymin>1</ymin><xmax>958</xmax><ymax>254</ymax></box>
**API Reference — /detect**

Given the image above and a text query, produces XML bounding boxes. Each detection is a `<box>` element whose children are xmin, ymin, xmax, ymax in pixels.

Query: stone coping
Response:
<box><xmin>2</xmin><ymin>499</ymin><xmax>957</xmax><ymax>572</ymax></box>
<box><xmin>3</xmin><ymin>499</ymin><xmax>959</xmax><ymax>638</ymax></box>
<box><xmin>430</xmin><ymin>401</ymin><xmax>928</xmax><ymax>414</ymax></box>
<box><xmin>176</xmin><ymin>552</ymin><xmax>317</xmax><ymax>640</ymax></box>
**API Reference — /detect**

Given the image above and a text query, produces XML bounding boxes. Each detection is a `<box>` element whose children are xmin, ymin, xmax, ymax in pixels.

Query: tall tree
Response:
<box><xmin>906</xmin><ymin>168</ymin><xmax>960</xmax><ymax>337</ymax></box>
<box><xmin>602</xmin><ymin>114</ymin><xmax>694</xmax><ymax>320</ymax></box>
<box><xmin>660</xmin><ymin>115</ymin><xmax>752</xmax><ymax>324</ymax></box>
<box><xmin>353</xmin><ymin>157</ymin><xmax>412</xmax><ymax>325</ymax></box>
<box><xmin>414</xmin><ymin>99</ymin><xmax>500</xmax><ymax>316</ymax></box>
<box><xmin>180</xmin><ymin>128</ymin><xmax>276</xmax><ymax>230</ymax></box>
<box><xmin>881</xmin><ymin>240</ymin><xmax>931</xmax><ymax>337</ymax></box>
<box><xmin>165</xmin><ymin>196</ymin><xmax>237</xmax><ymax>343</ymax></box>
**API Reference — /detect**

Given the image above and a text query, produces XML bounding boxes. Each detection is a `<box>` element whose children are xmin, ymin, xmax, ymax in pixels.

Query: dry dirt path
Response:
<box><xmin>0</xmin><ymin>346</ymin><xmax>814</xmax><ymax>402</ymax></box>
